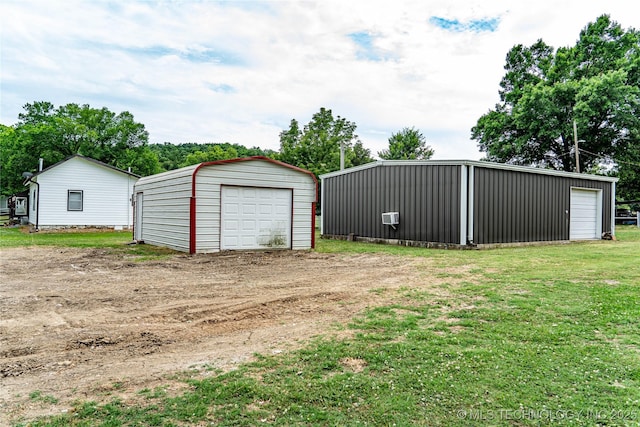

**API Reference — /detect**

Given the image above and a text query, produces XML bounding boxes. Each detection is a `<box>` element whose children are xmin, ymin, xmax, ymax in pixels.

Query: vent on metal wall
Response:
<box><xmin>381</xmin><ymin>212</ymin><xmax>399</xmax><ymax>229</ymax></box>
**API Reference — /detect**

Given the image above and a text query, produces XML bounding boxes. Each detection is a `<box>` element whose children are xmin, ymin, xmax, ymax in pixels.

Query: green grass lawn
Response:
<box><xmin>9</xmin><ymin>226</ymin><xmax>640</xmax><ymax>426</ymax></box>
<box><xmin>0</xmin><ymin>227</ymin><xmax>135</xmax><ymax>248</ymax></box>
<box><xmin>0</xmin><ymin>227</ymin><xmax>175</xmax><ymax>258</ymax></box>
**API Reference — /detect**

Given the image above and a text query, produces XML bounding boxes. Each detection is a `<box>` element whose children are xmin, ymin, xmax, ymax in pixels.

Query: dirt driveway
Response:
<box><xmin>0</xmin><ymin>245</ymin><xmax>457</xmax><ymax>424</ymax></box>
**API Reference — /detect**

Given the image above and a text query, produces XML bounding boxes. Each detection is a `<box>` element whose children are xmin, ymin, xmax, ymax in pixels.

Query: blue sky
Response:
<box><xmin>1</xmin><ymin>0</ymin><xmax>637</xmax><ymax>160</ymax></box>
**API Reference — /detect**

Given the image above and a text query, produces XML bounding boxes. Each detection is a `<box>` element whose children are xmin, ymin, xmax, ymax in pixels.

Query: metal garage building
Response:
<box><xmin>134</xmin><ymin>157</ymin><xmax>317</xmax><ymax>253</ymax></box>
<box><xmin>320</xmin><ymin>160</ymin><xmax>618</xmax><ymax>248</ymax></box>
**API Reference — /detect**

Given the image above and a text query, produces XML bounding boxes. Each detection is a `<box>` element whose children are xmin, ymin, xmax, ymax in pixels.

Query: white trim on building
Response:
<box><xmin>569</xmin><ymin>187</ymin><xmax>603</xmax><ymax>240</ymax></box>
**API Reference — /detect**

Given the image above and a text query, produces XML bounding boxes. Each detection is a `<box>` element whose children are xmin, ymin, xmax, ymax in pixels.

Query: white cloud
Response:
<box><xmin>1</xmin><ymin>0</ymin><xmax>638</xmax><ymax>161</ymax></box>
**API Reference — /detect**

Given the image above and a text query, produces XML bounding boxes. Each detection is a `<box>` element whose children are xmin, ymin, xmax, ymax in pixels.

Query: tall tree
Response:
<box><xmin>378</xmin><ymin>127</ymin><xmax>434</xmax><ymax>160</ymax></box>
<box><xmin>277</xmin><ymin>107</ymin><xmax>373</xmax><ymax>178</ymax></box>
<box><xmin>0</xmin><ymin>124</ymin><xmax>35</xmax><ymax>195</ymax></box>
<box><xmin>1</xmin><ymin>102</ymin><xmax>160</xmax><ymax>196</ymax></box>
<box><xmin>471</xmin><ymin>15</ymin><xmax>640</xmax><ymax>199</ymax></box>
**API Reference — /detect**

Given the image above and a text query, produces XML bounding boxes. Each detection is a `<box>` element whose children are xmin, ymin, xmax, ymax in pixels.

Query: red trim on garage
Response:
<box><xmin>311</xmin><ymin>202</ymin><xmax>316</xmax><ymax>249</ymax></box>
<box><xmin>289</xmin><ymin>188</ymin><xmax>294</xmax><ymax>250</ymax></box>
<box><xmin>189</xmin><ymin>196</ymin><xmax>196</xmax><ymax>254</ymax></box>
<box><xmin>189</xmin><ymin>156</ymin><xmax>317</xmax><ymax>254</ymax></box>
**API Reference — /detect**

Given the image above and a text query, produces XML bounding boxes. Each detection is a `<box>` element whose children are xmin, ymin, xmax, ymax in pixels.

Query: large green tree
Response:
<box><xmin>277</xmin><ymin>107</ymin><xmax>373</xmax><ymax>178</ymax></box>
<box><xmin>1</xmin><ymin>102</ymin><xmax>161</xmax><ymax>195</ymax></box>
<box><xmin>472</xmin><ymin>15</ymin><xmax>640</xmax><ymax>200</ymax></box>
<box><xmin>378</xmin><ymin>127</ymin><xmax>434</xmax><ymax>160</ymax></box>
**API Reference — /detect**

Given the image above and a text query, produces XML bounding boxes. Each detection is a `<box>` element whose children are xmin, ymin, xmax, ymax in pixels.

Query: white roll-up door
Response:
<box><xmin>221</xmin><ymin>186</ymin><xmax>292</xmax><ymax>250</ymax></box>
<box><xmin>570</xmin><ymin>188</ymin><xmax>600</xmax><ymax>240</ymax></box>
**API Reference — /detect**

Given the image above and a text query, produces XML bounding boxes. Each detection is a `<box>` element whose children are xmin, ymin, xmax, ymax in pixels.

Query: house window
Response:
<box><xmin>68</xmin><ymin>190</ymin><xmax>83</xmax><ymax>211</ymax></box>
<box><xmin>32</xmin><ymin>190</ymin><xmax>36</xmax><ymax>211</ymax></box>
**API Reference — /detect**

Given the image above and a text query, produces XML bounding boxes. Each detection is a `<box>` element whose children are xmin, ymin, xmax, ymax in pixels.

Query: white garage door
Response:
<box><xmin>570</xmin><ymin>188</ymin><xmax>600</xmax><ymax>240</ymax></box>
<box><xmin>221</xmin><ymin>186</ymin><xmax>292</xmax><ymax>250</ymax></box>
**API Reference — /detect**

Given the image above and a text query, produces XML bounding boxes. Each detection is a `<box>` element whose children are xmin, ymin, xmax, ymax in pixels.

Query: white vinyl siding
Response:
<box><xmin>33</xmin><ymin>157</ymin><xmax>137</xmax><ymax>228</ymax></box>
<box><xmin>570</xmin><ymin>188</ymin><xmax>602</xmax><ymax>240</ymax></box>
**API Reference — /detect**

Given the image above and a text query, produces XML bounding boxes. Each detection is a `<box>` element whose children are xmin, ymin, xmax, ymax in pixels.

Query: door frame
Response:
<box><xmin>569</xmin><ymin>187</ymin><xmax>602</xmax><ymax>240</ymax></box>
<box><xmin>219</xmin><ymin>185</ymin><xmax>293</xmax><ymax>251</ymax></box>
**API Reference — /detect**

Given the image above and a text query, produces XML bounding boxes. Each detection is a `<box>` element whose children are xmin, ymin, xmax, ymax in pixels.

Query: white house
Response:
<box><xmin>133</xmin><ymin>156</ymin><xmax>317</xmax><ymax>253</ymax></box>
<box><xmin>25</xmin><ymin>155</ymin><xmax>139</xmax><ymax>229</ymax></box>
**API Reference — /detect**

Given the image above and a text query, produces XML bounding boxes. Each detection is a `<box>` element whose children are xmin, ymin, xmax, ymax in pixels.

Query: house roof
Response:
<box><xmin>25</xmin><ymin>154</ymin><xmax>140</xmax><ymax>182</ymax></box>
<box><xmin>319</xmin><ymin>159</ymin><xmax>618</xmax><ymax>183</ymax></box>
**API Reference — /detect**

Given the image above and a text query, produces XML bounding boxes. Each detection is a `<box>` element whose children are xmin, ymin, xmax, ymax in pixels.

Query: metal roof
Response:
<box><xmin>319</xmin><ymin>159</ymin><xmax>618</xmax><ymax>183</ymax></box>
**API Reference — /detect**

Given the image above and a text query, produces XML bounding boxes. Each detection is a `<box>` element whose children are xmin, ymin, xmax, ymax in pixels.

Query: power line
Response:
<box><xmin>577</xmin><ymin>147</ymin><xmax>640</xmax><ymax>168</ymax></box>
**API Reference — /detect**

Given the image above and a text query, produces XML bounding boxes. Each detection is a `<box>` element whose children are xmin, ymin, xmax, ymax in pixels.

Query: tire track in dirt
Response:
<box><xmin>0</xmin><ymin>246</ymin><xmax>456</xmax><ymax>425</ymax></box>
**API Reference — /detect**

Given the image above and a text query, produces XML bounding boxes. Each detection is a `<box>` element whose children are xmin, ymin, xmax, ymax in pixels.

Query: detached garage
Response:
<box><xmin>320</xmin><ymin>160</ymin><xmax>618</xmax><ymax>248</ymax></box>
<box><xmin>134</xmin><ymin>157</ymin><xmax>317</xmax><ymax>253</ymax></box>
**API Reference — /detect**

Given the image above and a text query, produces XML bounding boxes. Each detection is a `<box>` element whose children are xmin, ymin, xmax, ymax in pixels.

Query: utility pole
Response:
<box><xmin>340</xmin><ymin>142</ymin><xmax>345</xmax><ymax>170</ymax></box>
<box><xmin>573</xmin><ymin>119</ymin><xmax>580</xmax><ymax>173</ymax></box>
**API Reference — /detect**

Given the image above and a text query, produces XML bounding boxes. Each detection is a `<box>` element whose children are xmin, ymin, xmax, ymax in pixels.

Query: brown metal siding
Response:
<box><xmin>323</xmin><ymin>164</ymin><xmax>461</xmax><ymax>244</ymax></box>
<box><xmin>473</xmin><ymin>167</ymin><xmax>612</xmax><ymax>244</ymax></box>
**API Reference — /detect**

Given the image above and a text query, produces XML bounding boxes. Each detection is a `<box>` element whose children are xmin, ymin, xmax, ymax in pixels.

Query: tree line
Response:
<box><xmin>1</xmin><ymin>104</ymin><xmax>432</xmax><ymax>196</ymax></box>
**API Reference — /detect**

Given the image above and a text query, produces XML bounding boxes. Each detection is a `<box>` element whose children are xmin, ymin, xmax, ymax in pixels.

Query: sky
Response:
<box><xmin>1</xmin><ymin>0</ymin><xmax>638</xmax><ymax>160</ymax></box>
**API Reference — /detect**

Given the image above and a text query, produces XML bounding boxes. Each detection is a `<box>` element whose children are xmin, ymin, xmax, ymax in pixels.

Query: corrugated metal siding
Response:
<box><xmin>34</xmin><ymin>157</ymin><xmax>136</xmax><ymax>227</ymax></box>
<box><xmin>134</xmin><ymin>159</ymin><xmax>316</xmax><ymax>253</ymax></box>
<box><xmin>134</xmin><ymin>173</ymin><xmax>193</xmax><ymax>252</ymax></box>
<box><xmin>195</xmin><ymin>161</ymin><xmax>315</xmax><ymax>252</ymax></box>
<box><xmin>323</xmin><ymin>164</ymin><xmax>461</xmax><ymax>244</ymax></box>
<box><xmin>473</xmin><ymin>167</ymin><xmax>612</xmax><ymax>244</ymax></box>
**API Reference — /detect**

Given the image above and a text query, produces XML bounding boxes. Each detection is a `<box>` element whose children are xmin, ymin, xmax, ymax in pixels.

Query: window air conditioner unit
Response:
<box><xmin>381</xmin><ymin>212</ymin><xmax>399</xmax><ymax>228</ymax></box>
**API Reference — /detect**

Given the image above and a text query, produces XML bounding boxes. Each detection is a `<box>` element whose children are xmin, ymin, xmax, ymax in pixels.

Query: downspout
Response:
<box><xmin>30</xmin><ymin>179</ymin><xmax>40</xmax><ymax>230</ymax></box>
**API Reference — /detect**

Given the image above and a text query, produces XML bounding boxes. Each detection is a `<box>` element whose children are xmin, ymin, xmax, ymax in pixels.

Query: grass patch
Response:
<box><xmin>0</xmin><ymin>227</ymin><xmax>133</xmax><ymax>248</ymax></box>
<box><xmin>28</xmin><ymin>391</ymin><xmax>59</xmax><ymax>405</ymax></box>
<box><xmin>0</xmin><ymin>227</ymin><xmax>176</xmax><ymax>259</ymax></box>
<box><xmin>616</xmin><ymin>224</ymin><xmax>640</xmax><ymax>242</ymax></box>
<box><xmin>18</xmin><ymin>228</ymin><xmax>640</xmax><ymax>426</ymax></box>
